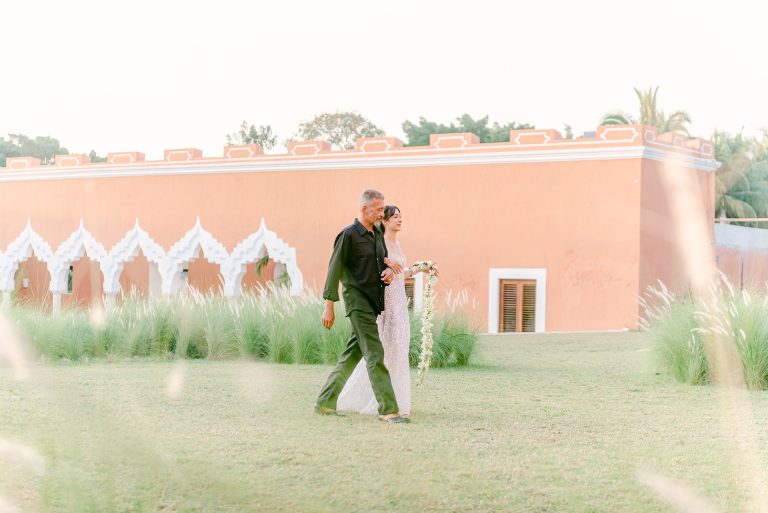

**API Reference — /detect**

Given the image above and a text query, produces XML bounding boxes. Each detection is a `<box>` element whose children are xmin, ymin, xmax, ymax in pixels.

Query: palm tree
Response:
<box><xmin>714</xmin><ymin>131</ymin><xmax>768</xmax><ymax>227</ymax></box>
<box><xmin>752</xmin><ymin>129</ymin><xmax>768</xmax><ymax>161</ymax></box>
<box><xmin>600</xmin><ymin>112</ymin><xmax>635</xmax><ymax>126</ymax></box>
<box><xmin>600</xmin><ymin>86</ymin><xmax>692</xmax><ymax>135</ymax></box>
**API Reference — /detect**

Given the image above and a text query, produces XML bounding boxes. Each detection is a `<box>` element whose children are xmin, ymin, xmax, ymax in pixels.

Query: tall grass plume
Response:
<box><xmin>641</xmin><ymin>276</ymin><xmax>768</xmax><ymax>389</ymax></box>
<box><xmin>9</xmin><ymin>284</ymin><xmax>477</xmax><ymax>368</ymax></box>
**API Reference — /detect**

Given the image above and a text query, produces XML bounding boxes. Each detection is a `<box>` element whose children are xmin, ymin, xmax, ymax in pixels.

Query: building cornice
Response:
<box><xmin>0</xmin><ymin>145</ymin><xmax>717</xmax><ymax>183</ymax></box>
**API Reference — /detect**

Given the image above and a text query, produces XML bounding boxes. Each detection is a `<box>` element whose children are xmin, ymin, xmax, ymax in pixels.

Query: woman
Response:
<box><xmin>336</xmin><ymin>205</ymin><xmax>427</xmax><ymax>417</ymax></box>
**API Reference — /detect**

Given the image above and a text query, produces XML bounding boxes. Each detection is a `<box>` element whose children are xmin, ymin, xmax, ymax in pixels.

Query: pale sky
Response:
<box><xmin>2</xmin><ymin>0</ymin><xmax>766</xmax><ymax>159</ymax></box>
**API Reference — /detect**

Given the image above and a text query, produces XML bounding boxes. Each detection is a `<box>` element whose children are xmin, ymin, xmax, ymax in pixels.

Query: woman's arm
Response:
<box><xmin>383</xmin><ymin>256</ymin><xmax>404</xmax><ymax>274</ymax></box>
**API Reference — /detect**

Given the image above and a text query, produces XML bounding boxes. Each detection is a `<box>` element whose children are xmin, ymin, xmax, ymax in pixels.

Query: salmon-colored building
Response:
<box><xmin>0</xmin><ymin>125</ymin><xmax>732</xmax><ymax>332</ymax></box>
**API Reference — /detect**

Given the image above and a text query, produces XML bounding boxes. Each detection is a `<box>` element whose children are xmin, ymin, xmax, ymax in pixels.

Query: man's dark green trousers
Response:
<box><xmin>315</xmin><ymin>309</ymin><xmax>398</xmax><ymax>415</ymax></box>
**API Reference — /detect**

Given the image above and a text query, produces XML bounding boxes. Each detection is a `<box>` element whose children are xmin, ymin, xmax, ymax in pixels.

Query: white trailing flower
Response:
<box><xmin>410</xmin><ymin>260</ymin><xmax>439</xmax><ymax>384</ymax></box>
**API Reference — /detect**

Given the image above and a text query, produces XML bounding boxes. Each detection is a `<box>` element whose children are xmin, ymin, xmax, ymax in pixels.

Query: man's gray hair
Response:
<box><xmin>360</xmin><ymin>189</ymin><xmax>384</xmax><ymax>207</ymax></box>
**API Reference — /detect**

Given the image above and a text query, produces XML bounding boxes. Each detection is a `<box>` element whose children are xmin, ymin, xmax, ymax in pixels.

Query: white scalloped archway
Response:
<box><xmin>102</xmin><ymin>219</ymin><xmax>165</xmax><ymax>295</ymax></box>
<box><xmin>222</xmin><ymin>218</ymin><xmax>304</xmax><ymax>296</ymax></box>
<box><xmin>0</xmin><ymin>221</ymin><xmax>55</xmax><ymax>292</ymax></box>
<box><xmin>48</xmin><ymin>221</ymin><xmax>108</xmax><ymax>294</ymax></box>
<box><xmin>158</xmin><ymin>217</ymin><xmax>229</xmax><ymax>294</ymax></box>
<box><xmin>0</xmin><ymin>218</ymin><xmax>305</xmax><ymax>307</ymax></box>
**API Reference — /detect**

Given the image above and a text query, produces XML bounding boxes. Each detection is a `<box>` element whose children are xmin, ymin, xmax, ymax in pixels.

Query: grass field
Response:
<box><xmin>2</xmin><ymin>331</ymin><xmax>768</xmax><ymax>513</ymax></box>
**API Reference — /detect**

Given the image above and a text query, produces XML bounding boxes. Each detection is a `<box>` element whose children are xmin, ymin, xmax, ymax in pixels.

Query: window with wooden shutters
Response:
<box><xmin>499</xmin><ymin>279</ymin><xmax>536</xmax><ymax>333</ymax></box>
<box><xmin>404</xmin><ymin>278</ymin><xmax>415</xmax><ymax>310</ymax></box>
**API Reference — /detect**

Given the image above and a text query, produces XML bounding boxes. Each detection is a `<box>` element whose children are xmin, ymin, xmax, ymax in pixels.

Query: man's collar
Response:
<box><xmin>353</xmin><ymin>218</ymin><xmax>372</xmax><ymax>235</ymax></box>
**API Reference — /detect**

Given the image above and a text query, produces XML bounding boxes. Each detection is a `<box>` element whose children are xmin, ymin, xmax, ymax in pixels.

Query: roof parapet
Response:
<box><xmin>164</xmin><ymin>148</ymin><xmax>203</xmax><ymax>161</ymax></box>
<box><xmin>509</xmin><ymin>129</ymin><xmax>563</xmax><ymax>145</ymax></box>
<box><xmin>641</xmin><ymin>126</ymin><xmax>715</xmax><ymax>158</ymax></box>
<box><xmin>355</xmin><ymin>137</ymin><xmax>404</xmax><ymax>152</ymax></box>
<box><xmin>54</xmin><ymin>154</ymin><xmax>90</xmax><ymax>166</ymax></box>
<box><xmin>0</xmin><ymin>125</ymin><xmax>717</xmax><ymax>170</ymax></box>
<box><xmin>429</xmin><ymin>133</ymin><xmax>480</xmax><ymax>149</ymax></box>
<box><xmin>224</xmin><ymin>144</ymin><xmax>264</xmax><ymax>159</ymax></box>
<box><xmin>108</xmin><ymin>152</ymin><xmax>146</xmax><ymax>165</ymax></box>
<box><xmin>6</xmin><ymin>157</ymin><xmax>42</xmax><ymax>169</ymax></box>
<box><xmin>287</xmin><ymin>140</ymin><xmax>331</xmax><ymax>156</ymax></box>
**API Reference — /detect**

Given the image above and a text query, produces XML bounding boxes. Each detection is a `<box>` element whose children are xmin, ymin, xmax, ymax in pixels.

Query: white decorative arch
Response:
<box><xmin>102</xmin><ymin>219</ymin><xmax>166</xmax><ymax>294</ymax></box>
<box><xmin>222</xmin><ymin>218</ymin><xmax>304</xmax><ymax>296</ymax></box>
<box><xmin>49</xmin><ymin>220</ymin><xmax>108</xmax><ymax>294</ymax></box>
<box><xmin>159</xmin><ymin>217</ymin><xmax>229</xmax><ymax>294</ymax></box>
<box><xmin>0</xmin><ymin>221</ymin><xmax>54</xmax><ymax>291</ymax></box>
<box><xmin>0</xmin><ymin>217</ymin><xmax>306</xmax><ymax>305</ymax></box>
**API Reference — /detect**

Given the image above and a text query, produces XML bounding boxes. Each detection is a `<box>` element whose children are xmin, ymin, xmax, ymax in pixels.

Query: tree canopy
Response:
<box><xmin>0</xmin><ymin>134</ymin><xmax>69</xmax><ymax>166</ymax></box>
<box><xmin>292</xmin><ymin>111</ymin><xmax>385</xmax><ymax>150</ymax></box>
<box><xmin>89</xmin><ymin>150</ymin><xmax>107</xmax><ymax>163</ymax></box>
<box><xmin>226</xmin><ymin>121</ymin><xmax>278</xmax><ymax>150</ymax></box>
<box><xmin>401</xmin><ymin>114</ymin><xmax>533</xmax><ymax>146</ymax></box>
<box><xmin>714</xmin><ymin>130</ymin><xmax>768</xmax><ymax>225</ymax></box>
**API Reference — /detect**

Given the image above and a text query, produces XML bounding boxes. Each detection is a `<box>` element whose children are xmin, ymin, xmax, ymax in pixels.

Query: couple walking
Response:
<box><xmin>314</xmin><ymin>189</ymin><xmax>427</xmax><ymax>424</ymax></box>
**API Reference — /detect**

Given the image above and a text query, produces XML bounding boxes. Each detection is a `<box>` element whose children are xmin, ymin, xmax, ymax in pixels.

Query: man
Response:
<box><xmin>314</xmin><ymin>189</ymin><xmax>410</xmax><ymax>424</ymax></box>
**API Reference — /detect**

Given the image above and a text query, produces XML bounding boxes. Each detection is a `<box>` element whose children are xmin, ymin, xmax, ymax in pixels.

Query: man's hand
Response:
<box><xmin>321</xmin><ymin>300</ymin><xmax>335</xmax><ymax>330</ymax></box>
<box><xmin>381</xmin><ymin>268</ymin><xmax>394</xmax><ymax>284</ymax></box>
<box><xmin>384</xmin><ymin>257</ymin><xmax>404</xmax><ymax>274</ymax></box>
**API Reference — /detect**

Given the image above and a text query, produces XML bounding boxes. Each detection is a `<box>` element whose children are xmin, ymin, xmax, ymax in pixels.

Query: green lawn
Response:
<box><xmin>1</xmin><ymin>332</ymin><xmax>766</xmax><ymax>513</ymax></box>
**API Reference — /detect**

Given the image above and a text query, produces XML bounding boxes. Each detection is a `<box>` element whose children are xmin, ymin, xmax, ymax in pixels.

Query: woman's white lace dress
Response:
<box><xmin>337</xmin><ymin>246</ymin><xmax>411</xmax><ymax>415</ymax></box>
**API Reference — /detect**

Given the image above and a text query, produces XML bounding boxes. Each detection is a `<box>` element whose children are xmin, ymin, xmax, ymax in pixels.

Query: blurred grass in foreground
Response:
<box><xmin>1</xmin><ymin>332</ymin><xmax>762</xmax><ymax>512</ymax></box>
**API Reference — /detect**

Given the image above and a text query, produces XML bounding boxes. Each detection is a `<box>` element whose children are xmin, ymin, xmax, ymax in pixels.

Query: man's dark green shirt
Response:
<box><xmin>323</xmin><ymin>219</ymin><xmax>389</xmax><ymax>316</ymax></box>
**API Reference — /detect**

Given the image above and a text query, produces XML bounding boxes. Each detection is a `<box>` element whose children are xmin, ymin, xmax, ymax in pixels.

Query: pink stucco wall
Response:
<box><xmin>0</xmin><ymin>125</ymin><xmax>717</xmax><ymax>332</ymax></box>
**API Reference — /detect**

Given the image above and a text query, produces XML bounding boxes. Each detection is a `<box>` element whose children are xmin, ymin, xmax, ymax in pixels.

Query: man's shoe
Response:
<box><xmin>314</xmin><ymin>405</ymin><xmax>343</xmax><ymax>416</ymax></box>
<box><xmin>379</xmin><ymin>413</ymin><xmax>411</xmax><ymax>424</ymax></box>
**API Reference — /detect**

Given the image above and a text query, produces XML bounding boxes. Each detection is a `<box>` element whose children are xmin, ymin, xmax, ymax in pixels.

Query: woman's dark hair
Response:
<box><xmin>381</xmin><ymin>205</ymin><xmax>400</xmax><ymax>233</ymax></box>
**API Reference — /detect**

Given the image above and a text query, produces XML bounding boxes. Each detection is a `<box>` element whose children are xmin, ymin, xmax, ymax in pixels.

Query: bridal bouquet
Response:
<box><xmin>410</xmin><ymin>260</ymin><xmax>439</xmax><ymax>384</ymax></box>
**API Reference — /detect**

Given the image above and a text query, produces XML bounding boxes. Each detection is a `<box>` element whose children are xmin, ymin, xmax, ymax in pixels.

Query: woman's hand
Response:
<box><xmin>384</xmin><ymin>257</ymin><xmax>403</xmax><ymax>274</ymax></box>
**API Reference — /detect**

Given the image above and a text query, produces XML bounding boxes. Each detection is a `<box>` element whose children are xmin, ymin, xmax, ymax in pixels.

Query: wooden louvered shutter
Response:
<box><xmin>499</xmin><ymin>280</ymin><xmax>536</xmax><ymax>333</ymax></box>
<box><xmin>522</xmin><ymin>283</ymin><xmax>536</xmax><ymax>332</ymax></box>
<box><xmin>500</xmin><ymin>281</ymin><xmax>518</xmax><ymax>332</ymax></box>
<box><xmin>404</xmin><ymin>278</ymin><xmax>415</xmax><ymax>310</ymax></box>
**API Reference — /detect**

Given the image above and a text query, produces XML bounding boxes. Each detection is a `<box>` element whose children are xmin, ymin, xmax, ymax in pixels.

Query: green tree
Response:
<box><xmin>226</xmin><ymin>121</ymin><xmax>277</xmax><ymax>150</ymax></box>
<box><xmin>600</xmin><ymin>86</ymin><xmax>692</xmax><ymax>135</ymax></box>
<box><xmin>401</xmin><ymin>114</ymin><xmax>533</xmax><ymax>146</ymax></box>
<box><xmin>753</xmin><ymin>129</ymin><xmax>768</xmax><ymax>161</ymax></box>
<box><xmin>0</xmin><ymin>138</ymin><xmax>20</xmax><ymax>166</ymax></box>
<box><xmin>293</xmin><ymin>111</ymin><xmax>385</xmax><ymax>150</ymax></box>
<box><xmin>9</xmin><ymin>134</ymin><xmax>68</xmax><ymax>164</ymax></box>
<box><xmin>0</xmin><ymin>134</ymin><xmax>68</xmax><ymax>166</ymax></box>
<box><xmin>714</xmin><ymin>130</ymin><xmax>768</xmax><ymax>226</ymax></box>
<box><xmin>89</xmin><ymin>150</ymin><xmax>107</xmax><ymax>163</ymax></box>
